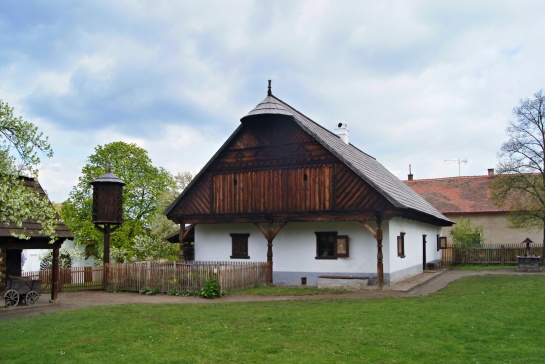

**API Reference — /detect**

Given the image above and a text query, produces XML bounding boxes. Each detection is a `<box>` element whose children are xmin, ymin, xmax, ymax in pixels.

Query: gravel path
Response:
<box><xmin>1</xmin><ymin>269</ymin><xmax>541</xmax><ymax>320</ymax></box>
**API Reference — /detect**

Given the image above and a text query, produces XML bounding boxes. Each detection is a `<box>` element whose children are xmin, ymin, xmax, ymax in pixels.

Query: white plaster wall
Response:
<box><xmin>196</xmin><ymin>221</ymin><xmax>378</xmax><ymax>273</ymax></box>
<box><xmin>195</xmin><ymin>223</ymin><xmax>267</xmax><ymax>262</ymax></box>
<box><xmin>195</xmin><ymin>219</ymin><xmax>443</xmax><ymax>284</ymax></box>
<box><xmin>273</xmin><ymin>221</ymin><xmax>376</xmax><ymax>273</ymax></box>
<box><xmin>387</xmin><ymin>217</ymin><xmax>443</xmax><ymax>282</ymax></box>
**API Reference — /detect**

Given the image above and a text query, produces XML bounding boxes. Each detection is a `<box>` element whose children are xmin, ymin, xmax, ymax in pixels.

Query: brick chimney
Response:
<box><xmin>408</xmin><ymin>164</ymin><xmax>414</xmax><ymax>181</ymax></box>
<box><xmin>488</xmin><ymin>168</ymin><xmax>495</xmax><ymax>177</ymax></box>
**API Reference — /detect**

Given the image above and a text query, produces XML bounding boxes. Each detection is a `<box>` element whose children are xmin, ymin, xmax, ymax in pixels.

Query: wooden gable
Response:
<box><xmin>167</xmin><ymin>115</ymin><xmax>396</xmax><ymax>224</ymax></box>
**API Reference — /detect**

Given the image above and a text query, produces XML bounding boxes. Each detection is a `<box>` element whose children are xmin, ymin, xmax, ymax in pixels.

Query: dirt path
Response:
<box><xmin>1</xmin><ymin>269</ymin><xmax>541</xmax><ymax>320</ymax></box>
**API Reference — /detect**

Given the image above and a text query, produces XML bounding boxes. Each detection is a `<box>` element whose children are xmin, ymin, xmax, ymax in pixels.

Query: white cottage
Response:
<box><xmin>165</xmin><ymin>83</ymin><xmax>452</xmax><ymax>287</ymax></box>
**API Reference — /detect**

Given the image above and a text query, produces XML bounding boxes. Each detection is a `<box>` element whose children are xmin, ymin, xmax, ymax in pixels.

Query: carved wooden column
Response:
<box><xmin>255</xmin><ymin>222</ymin><xmax>287</xmax><ymax>285</ymax></box>
<box><xmin>375</xmin><ymin>213</ymin><xmax>384</xmax><ymax>289</ymax></box>
<box><xmin>360</xmin><ymin>211</ymin><xmax>384</xmax><ymax>289</ymax></box>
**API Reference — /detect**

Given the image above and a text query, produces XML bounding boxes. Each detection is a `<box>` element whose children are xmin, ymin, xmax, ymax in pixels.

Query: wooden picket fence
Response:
<box><xmin>22</xmin><ymin>261</ymin><xmax>268</xmax><ymax>294</ymax></box>
<box><xmin>442</xmin><ymin>243</ymin><xmax>544</xmax><ymax>266</ymax></box>
<box><xmin>22</xmin><ymin>266</ymin><xmax>103</xmax><ymax>293</ymax></box>
<box><xmin>106</xmin><ymin>261</ymin><xmax>269</xmax><ymax>293</ymax></box>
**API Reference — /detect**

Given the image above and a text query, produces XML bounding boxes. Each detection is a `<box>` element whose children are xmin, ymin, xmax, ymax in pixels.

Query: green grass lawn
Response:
<box><xmin>1</xmin><ymin>275</ymin><xmax>544</xmax><ymax>363</ymax></box>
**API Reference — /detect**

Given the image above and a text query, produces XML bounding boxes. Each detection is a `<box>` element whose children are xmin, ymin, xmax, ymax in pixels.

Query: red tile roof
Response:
<box><xmin>404</xmin><ymin>175</ymin><xmax>508</xmax><ymax>214</ymax></box>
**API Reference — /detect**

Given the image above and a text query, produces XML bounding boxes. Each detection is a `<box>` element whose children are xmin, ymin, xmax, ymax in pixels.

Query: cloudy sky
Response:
<box><xmin>2</xmin><ymin>0</ymin><xmax>545</xmax><ymax>202</ymax></box>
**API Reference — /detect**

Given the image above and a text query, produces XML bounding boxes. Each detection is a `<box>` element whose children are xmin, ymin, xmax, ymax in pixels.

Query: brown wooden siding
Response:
<box><xmin>171</xmin><ymin>174</ymin><xmax>212</xmax><ymax>216</ymax></box>
<box><xmin>334</xmin><ymin>163</ymin><xmax>392</xmax><ymax>211</ymax></box>
<box><xmin>213</xmin><ymin>166</ymin><xmax>332</xmax><ymax>213</ymax></box>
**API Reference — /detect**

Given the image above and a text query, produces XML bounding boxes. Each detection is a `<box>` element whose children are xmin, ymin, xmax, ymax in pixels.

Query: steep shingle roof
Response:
<box><xmin>405</xmin><ymin>175</ymin><xmax>506</xmax><ymax>214</ymax></box>
<box><xmin>241</xmin><ymin>94</ymin><xmax>452</xmax><ymax>225</ymax></box>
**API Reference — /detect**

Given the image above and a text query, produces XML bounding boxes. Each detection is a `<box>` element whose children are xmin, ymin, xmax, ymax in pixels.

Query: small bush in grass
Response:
<box><xmin>200</xmin><ymin>280</ymin><xmax>221</xmax><ymax>299</ymax></box>
<box><xmin>185</xmin><ymin>288</ymin><xmax>200</xmax><ymax>297</ymax></box>
<box><xmin>139</xmin><ymin>287</ymin><xmax>160</xmax><ymax>295</ymax></box>
<box><xmin>167</xmin><ymin>288</ymin><xmax>183</xmax><ymax>296</ymax></box>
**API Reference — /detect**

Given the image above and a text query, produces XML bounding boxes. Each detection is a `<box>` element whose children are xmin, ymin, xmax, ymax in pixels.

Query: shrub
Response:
<box><xmin>450</xmin><ymin>218</ymin><xmax>485</xmax><ymax>264</ymax></box>
<box><xmin>200</xmin><ymin>280</ymin><xmax>221</xmax><ymax>299</ymax></box>
<box><xmin>167</xmin><ymin>288</ymin><xmax>183</xmax><ymax>296</ymax></box>
<box><xmin>139</xmin><ymin>286</ymin><xmax>160</xmax><ymax>295</ymax></box>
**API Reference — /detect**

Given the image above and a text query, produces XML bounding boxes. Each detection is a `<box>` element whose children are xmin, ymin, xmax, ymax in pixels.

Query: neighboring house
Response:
<box><xmin>22</xmin><ymin>240</ymin><xmax>96</xmax><ymax>273</ymax></box>
<box><xmin>165</xmin><ymin>83</ymin><xmax>452</xmax><ymax>286</ymax></box>
<box><xmin>0</xmin><ymin>177</ymin><xmax>73</xmax><ymax>301</ymax></box>
<box><xmin>404</xmin><ymin>170</ymin><xmax>543</xmax><ymax>246</ymax></box>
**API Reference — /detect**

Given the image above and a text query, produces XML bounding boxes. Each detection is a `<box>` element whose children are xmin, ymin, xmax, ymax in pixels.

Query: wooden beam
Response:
<box><xmin>359</xmin><ymin>221</ymin><xmax>377</xmax><ymax>239</ymax></box>
<box><xmin>180</xmin><ymin>224</ymin><xmax>195</xmax><ymax>242</ymax></box>
<box><xmin>270</xmin><ymin>222</ymin><xmax>287</xmax><ymax>241</ymax></box>
<box><xmin>254</xmin><ymin>222</ymin><xmax>270</xmax><ymax>240</ymax></box>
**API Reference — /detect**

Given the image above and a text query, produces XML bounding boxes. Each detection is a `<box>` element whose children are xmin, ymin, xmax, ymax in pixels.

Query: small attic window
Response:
<box><xmin>303</xmin><ymin>173</ymin><xmax>308</xmax><ymax>181</ymax></box>
<box><xmin>234</xmin><ymin>178</ymin><xmax>237</xmax><ymax>186</ymax></box>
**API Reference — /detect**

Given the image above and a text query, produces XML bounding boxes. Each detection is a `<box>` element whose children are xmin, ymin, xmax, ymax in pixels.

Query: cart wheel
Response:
<box><xmin>4</xmin><ymin>290</ymin><xmax>19</xmax><ymax>308</ymax></box>
<box><xmin>25</xmin><ymin>291</ymin><xmax>40</xmax><ymax>305</ymax></box>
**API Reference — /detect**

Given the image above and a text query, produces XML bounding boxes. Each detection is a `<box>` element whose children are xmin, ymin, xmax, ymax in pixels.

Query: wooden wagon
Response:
<box><xmin>3</xmin><ymin>276</ymin><xmax>41</xmax><ymax>307</ymax></box>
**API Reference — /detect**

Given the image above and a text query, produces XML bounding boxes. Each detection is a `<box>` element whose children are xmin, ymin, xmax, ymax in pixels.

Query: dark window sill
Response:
<box><xmin>230</xmin><ymin>255</ymin><xmax>250</xmax><ymax>259</ymax></box>
<box><xmin>398</xmin><ymin>255</ymin><xmax>406</xmax><ymax>259</ymax></box>
<box><xmin>315</xmin><ymin>257</ymin><xmax>338</xmax><ymax>260</ymax></box>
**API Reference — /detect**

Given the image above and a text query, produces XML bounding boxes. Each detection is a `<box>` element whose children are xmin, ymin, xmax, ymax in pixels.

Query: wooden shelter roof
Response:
<box><xmin>165</xmin><ymin>89</ymin><xmax>452</xmax><ymax>226</ymax></box>
<box><xmin>0</xmin><ymin>177</ymin><xmax>73</xmax><ymax>242</ymax></box>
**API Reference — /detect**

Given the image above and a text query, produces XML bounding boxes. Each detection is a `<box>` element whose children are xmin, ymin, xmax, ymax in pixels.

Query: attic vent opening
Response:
<box><xmin>234</xmin><ymin>178</ymin><xmax>238</xmax><ymax>186</ymax></box>
<box><xmin>303</xmin><ymin>173</ymin><xmax>308</xmax><ymax>181</ymax></box>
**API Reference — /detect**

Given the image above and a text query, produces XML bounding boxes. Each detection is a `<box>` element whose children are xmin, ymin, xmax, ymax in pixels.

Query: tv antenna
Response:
<box><xmin>444</xmin><ymin>158</ymin><xmax>467</xmax><ymax>176</ymax></box>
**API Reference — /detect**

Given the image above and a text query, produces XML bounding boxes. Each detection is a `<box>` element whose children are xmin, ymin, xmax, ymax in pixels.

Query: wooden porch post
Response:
<box><xmin>360</xmin><ymin>211</ymin><xmax>384</xmax><ymax>289</ymax></box>
<box><xmin>50</xmin><ymin>245</ymin><xmax>60</xmax><ymax>302</ymax></box>
<box><xmin>178</xmin><ymin>224</ymin><xmax>195</xmax><ymax>262</ymax></box>
<box><xmin>178</xmin><ymin>223</ymin><xmax>185</xmax><ymax>262</ymax></box>
<box><xmin>255</xmin><ymin>222</ymin><xmax>287</xmax><ymax>285</ymax></box>
<box><xmin>102</xmin><ymin>223</ymin><xmax>111</xmax><ymax>290</ymax></box>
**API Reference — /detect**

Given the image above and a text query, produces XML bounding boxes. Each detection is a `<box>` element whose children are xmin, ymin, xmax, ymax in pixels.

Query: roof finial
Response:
<box><xmin>267</xmin><ymin>80</ymin><xmax>272</xmax><ymax>96</ymax></box>
<box><xmin>107</xmin><ymin>162</ymin><xmax>112</xmax><ymax>173</ymax></box>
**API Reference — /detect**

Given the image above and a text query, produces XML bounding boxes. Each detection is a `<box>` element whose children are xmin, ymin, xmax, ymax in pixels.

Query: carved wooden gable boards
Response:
<box><xmin>168</xmin><ymin>116</ymin><xmax>395</xmax><ymax>221</ymax></box>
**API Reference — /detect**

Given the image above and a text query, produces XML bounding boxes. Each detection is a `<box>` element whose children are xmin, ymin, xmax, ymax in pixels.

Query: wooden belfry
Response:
<box><xmin>90</xmin><ymin>164</ymin><xmax>125</xmax><ymax>288</ymax></box>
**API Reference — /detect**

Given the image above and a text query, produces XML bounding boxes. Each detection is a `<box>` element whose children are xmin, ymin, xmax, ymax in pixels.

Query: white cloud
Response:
<box><xmin>2</xmin><ymin>0</ymin><xmax>545</xmax><ymax>202</ymax></box>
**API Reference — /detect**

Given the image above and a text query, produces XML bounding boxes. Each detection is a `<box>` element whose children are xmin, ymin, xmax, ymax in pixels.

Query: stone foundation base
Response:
<box><xmin>317</xmin><ymin>276</ymin><xmax>369</xmax><ymax>290</ymax></box>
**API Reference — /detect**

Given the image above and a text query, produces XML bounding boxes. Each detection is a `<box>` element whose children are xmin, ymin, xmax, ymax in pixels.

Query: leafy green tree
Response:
<box><xmin>61</xmin><ymin>141</ymin><xmax>174</xmax><ymax>261</ymax></box>
<box><xmin>133</xmin><ymin>171</ymin><xmax>196</xmax><ymax>261</ymax></box>
<box><xmin>0</xmin><ymin>99</ymin><xmax>58</xmax><ymax>240</ymax></box>
<box><xmin>491</xmin><ymin>90</ymin><xmax>545</xmax><ymax>257</ymax></box>
<box><xmin>450</xmin><ymin>218</ymin><xmax>484</xmax><ymax>264</ymax></box>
